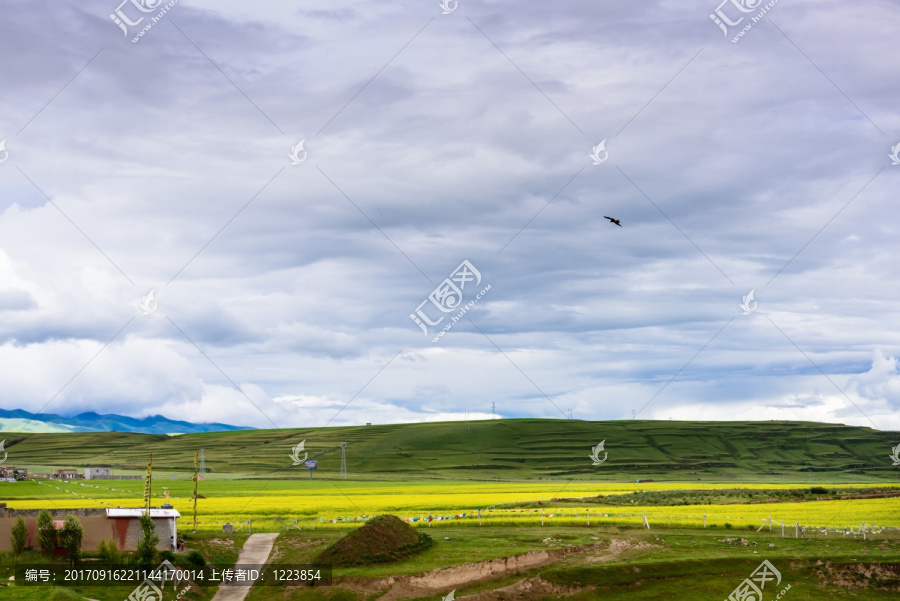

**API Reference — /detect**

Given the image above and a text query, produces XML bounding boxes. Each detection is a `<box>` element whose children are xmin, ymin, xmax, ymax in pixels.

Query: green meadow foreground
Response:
<box><xmin>1</xmin><ymin>420</ymin><xmax>898</xmax><ymax>599</ymax></box>
<box><xmin>2</xmin><ymin>524</ymin><xmax>899</xmax><ymax>601</ymax></box>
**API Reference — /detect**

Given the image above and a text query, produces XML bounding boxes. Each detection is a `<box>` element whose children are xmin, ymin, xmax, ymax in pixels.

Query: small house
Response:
<box><xmin>106</xmin><ymin>507</ymin><xmax>181</xmax><ymax>551</ymax></box>
<box><xmin>84</xmin><ymin>467</ymin><xmax>112</xmax><ymax>480</ymax></box>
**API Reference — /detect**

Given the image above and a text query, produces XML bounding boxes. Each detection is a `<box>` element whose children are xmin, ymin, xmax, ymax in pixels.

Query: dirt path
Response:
<box><xmin>211</xmin><ymin>533</ymin><xmax>279</xmax><ymax>601</ymax></box>
<box><xmin>460</xmin><ymin>575</ymin><xmax>588</xmax><ymax>601</ymax></box>
<box><xmin>336</xmin><ymin>537</ymin><xmax>658</xmax><ymax>601</ymax></box>
<box><xmin>338</xmin><ymin>545</ymin><xmax>587</xmax><ymax>601</ymax></box>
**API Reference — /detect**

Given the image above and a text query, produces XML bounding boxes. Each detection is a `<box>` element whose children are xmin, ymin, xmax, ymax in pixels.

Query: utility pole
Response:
<box><xmin>491</xmin><ymin>402</ymin><xmax>496</xmax><ymax>419</ymax></box>
<box><xmin>340</xmin><ymin>443</ymin><xmax>348</xmax><ymax>479</ymax></box>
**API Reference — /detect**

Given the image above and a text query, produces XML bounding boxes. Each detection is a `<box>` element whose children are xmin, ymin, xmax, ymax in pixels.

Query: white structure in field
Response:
<box><xmin>84</xmin><ymin>467</ymin><xmax>112</xmax><ymax>480</ymax></box>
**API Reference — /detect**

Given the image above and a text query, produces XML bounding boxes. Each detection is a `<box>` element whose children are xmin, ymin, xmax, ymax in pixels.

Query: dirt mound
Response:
<box><xmin>315</xmin><ymin>515</ymin><xmax>432</xmax><ymax>566</ymax></box>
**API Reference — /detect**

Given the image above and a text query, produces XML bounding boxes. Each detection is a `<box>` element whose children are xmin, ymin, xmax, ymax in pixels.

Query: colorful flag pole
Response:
<box><xmin>143</xmin><ymin>454</ymin><xmax>153</xmax><ymax>511</ymax></box>
<box><xmin>193</xmin><ymin>449</ymin><xmax>200</xmax><ymax>532</ymax></box>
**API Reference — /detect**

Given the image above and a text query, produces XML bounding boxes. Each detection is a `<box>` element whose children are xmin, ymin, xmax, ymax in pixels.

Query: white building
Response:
<box><xmin>105</xmin><ymin>508</ymin><xmax>180</xmax><ymax>550</ymax></box>
<box><xmin>84</xmin><ymin>467</ymin><xmax>112</xmax><ymax>480</ymax></box>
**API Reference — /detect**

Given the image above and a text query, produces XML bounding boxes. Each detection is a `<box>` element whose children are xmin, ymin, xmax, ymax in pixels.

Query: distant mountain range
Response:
<box><xmin>0</xmin><ymin>408</ymin><xmax>251</xmax><ymax>434</ymax></box>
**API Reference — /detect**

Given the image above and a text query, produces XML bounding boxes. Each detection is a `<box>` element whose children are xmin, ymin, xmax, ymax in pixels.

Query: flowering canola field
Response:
<box><xmin>6</xmin><ymin>479</ymin><xmax>898</xmax><ymax>534</ymax></box>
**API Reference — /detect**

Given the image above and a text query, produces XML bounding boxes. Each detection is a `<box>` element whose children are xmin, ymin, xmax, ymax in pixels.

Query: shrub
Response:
<box><xmin>159</xmin><ymin>550</ymin><xmax>176</xmax><ymax>563</ymax></box>
<box><xmin>810</xmin><ymin>486</ymin><xmax>828</xmax><ymax>495</ymax></box>
<box><xmin>135</xmin><ymin>513</ymin><xmax>160</xmax><ymax>569</ymax></box>
<box><xmin>37</xmin><ymin>510</ymin><xmax>56</xmax><ymax>555</ymax></box>
<box><xmin>98</xmin><ymin>539</ymin><xmax>121</xmax><ymax>563</ymax></box>
<box><xmin>11</xmin><ymin>517</ymin><xmax>27</xmax><ymax>555</ymax></box>
<box><xmin>186</xmin><ymin>550</ymin><xmax>205</xmax><ymax>567</ymax></box>
<box><xmin>724</xmin><ymin>522</ymin><xmax>733</xmax><ymax>529</ymax></box>
<box><xmin>58</xmin><ymin>516</ymin><xmax>84</xmax><ymax>566</ymax></box>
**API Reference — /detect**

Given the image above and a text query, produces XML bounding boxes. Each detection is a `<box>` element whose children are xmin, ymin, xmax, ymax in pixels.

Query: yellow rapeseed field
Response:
<box><xmin>9</xmin><ymin>479</ymin><xmax>898</xmax><ymax>533</ymax></box>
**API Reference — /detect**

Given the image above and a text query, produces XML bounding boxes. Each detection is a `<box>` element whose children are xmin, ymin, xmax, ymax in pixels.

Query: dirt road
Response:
<box><xmin>210</xmin><ymin>533</ymin><xmax>279</xmax><ymax>601</ymax></box>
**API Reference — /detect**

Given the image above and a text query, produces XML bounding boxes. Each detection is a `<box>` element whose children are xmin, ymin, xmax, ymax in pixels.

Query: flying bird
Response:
<box><xmin>604</xmin><ymin>216</ymin><xmax>622</xmax><ymax>227</ymax></box>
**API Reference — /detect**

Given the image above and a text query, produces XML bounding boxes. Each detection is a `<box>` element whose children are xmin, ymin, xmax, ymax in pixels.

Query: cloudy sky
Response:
<box><xmin>0</xmin><ymin>0</ymin><xmax>898</xmax><ymax>431</ymax></box>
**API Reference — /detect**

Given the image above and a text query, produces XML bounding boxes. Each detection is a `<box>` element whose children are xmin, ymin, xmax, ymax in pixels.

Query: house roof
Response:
<box><xmin>106</xmin><ymin>508</ymin><xmax>181</xmax><ymax>518</ymax></box>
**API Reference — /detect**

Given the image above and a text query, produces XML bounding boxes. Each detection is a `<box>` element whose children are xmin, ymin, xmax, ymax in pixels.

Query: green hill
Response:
<box><xmin>2</xmin><ymin>419</ymin><xmax>897</xmax><ymax>482</ymax></box>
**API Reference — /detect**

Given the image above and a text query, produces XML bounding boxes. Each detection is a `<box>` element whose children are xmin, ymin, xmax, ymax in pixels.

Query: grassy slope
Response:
<box><xmin>2</xmin><ymin>419</ymin><xmax>898</xmax><ymax>481</ymax></box>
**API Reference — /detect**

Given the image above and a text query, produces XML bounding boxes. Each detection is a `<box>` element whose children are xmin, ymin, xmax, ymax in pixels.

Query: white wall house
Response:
<box><xmin>84</xmin><ymin>467</ymin><xmax>112</xmax><ymax>479</ymax></box>
<box><xmin>106</xmin><ymin>508</ymin><xmax>180</xmax><ymax>551</ymax></box>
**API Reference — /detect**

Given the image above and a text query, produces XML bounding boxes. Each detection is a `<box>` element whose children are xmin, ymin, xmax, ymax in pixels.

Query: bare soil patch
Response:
<box><xmin>816</xmin><ymin>561</ymin><xmax>900</xmax><ymax>591</ymax></box>
<box><xmin>335</xmin><ymin>536</ymin><xmax>657</xmax><ymax>600</ymax></box>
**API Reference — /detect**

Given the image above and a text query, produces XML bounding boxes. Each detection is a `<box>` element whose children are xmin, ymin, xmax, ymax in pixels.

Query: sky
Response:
<box><xmin>0</xmin><ymin>0</ymin><xmax>898</xmax><ymax>431</ymax></box>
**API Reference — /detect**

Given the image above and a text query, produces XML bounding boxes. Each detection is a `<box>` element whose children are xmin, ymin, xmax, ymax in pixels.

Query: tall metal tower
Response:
<box><xmin>339</xmin><ymin>443</ymin><xmax>348</xmax><ymax>479</ymax></box>
<box><xmin>199</xmin><ymin>449</ymin><xmax>206</xmax><ymax>481</ymax></box>
<box><xmin>491</xmin><ymin>402</ymin><xmax>496</xmax><ymax>419</ymax></box>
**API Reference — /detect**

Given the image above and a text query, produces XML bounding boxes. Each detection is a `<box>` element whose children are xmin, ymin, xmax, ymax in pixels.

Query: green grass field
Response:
<box><xmin>3</xmin><ymin>419</ymin><xmax>898</xmax><ymax>481</ymax></box>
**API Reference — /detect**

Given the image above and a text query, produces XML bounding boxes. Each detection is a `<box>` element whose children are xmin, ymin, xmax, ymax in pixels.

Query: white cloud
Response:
<box><xmin>0</xmin><ymin>0</ymin><xmax>898</xmax><ymax>429</ymax></box>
